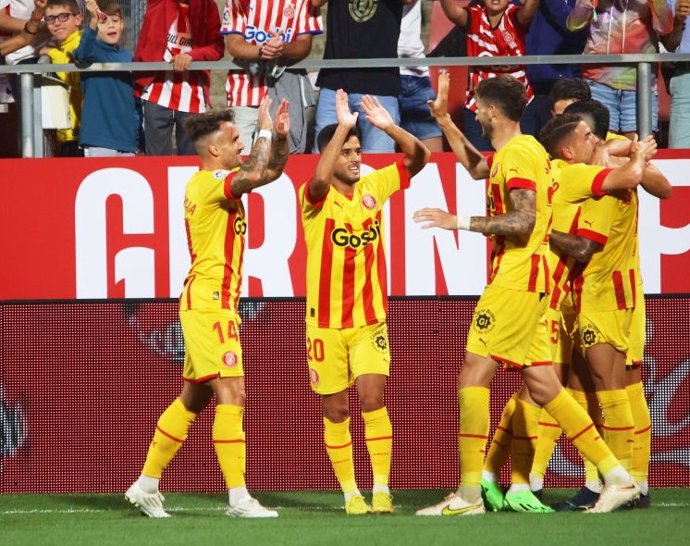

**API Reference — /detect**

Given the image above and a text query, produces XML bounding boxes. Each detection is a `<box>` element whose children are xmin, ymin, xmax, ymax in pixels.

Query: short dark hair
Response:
<box><xmin>474</xmin><ymin>75</ymin><xmax>527</xmax><ymax>121</ymax></box>
<box><xmin>46</xmin><ymin>0</ymin><xmax>81</xmax><ymax>14</ymax></box>
<box><xmin>316</xmin><ymin>124</ymin><xmax>361</xmax><ymax>152</ymax></box>
<box><xmin>538</xmin><ymin>113</ymin><xmax>583</xmax><ymax>159</ymax></box>
<box><xmin>183</xmin><ymin>110</ymin><xmax>236</xmax><ymax>144</ymax></box>
<box><xmin>563</xmin><ymin>99</ymin><xmax>610</xmax><ymax>141</ymax></box>
<box><xmin>100</xmin><ymin>1</ymin><xmax>123</xmax><ymax>18</ymax></box>
<box><xmin>549</xmin><ymin>78</ymin><xmax>591</xmax><ymax>104</ymax></box>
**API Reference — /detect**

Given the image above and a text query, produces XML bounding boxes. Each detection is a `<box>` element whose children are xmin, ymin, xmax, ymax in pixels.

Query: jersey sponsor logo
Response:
<box><xmin>348</xmin><ymin>0</ymin><xmax>377</xmax><ymax>23</ymax></box>
<box><xmin>361</xmin><ymin>194</ymin><xmax>377</xmax><ymax>210</ymax></box>
<box><xmin>222</xmin><ymin>351</ymin><xmax>238</xmax><ymax>368</ymax></box>
<box><xmin>234</xmin><ymin>216</ymin><xmax>247</xmax><ymax>235</ymax></box>
<box><xmin>309</xmin><ymin>368</ymin><xmax>319</xmax><ymax>385</ymax></box>
<box><xmin>244</xmin><ymin>25</ymin><xmax>293</xmax><ymax>44</ymax></box>
<box><xmin>331</xmin><ymin>221</ymin><xmax>381</xmax><ymax>249</ymax></box>
<box><xmin>474</xmin><ymin>308</ymin><xmax>496</xmax><ymax>333</ymax></box>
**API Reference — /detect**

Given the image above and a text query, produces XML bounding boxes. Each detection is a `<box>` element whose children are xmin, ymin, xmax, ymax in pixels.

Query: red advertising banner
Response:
<box><xmin>0</xmin><ymin>298</ymin><xmax>688</xmax><ymax>493</ymax></box>
<box><xmin>1</xmin><ymin>152</ymin><xmax>689</xmax><ymax>300</ymax></box>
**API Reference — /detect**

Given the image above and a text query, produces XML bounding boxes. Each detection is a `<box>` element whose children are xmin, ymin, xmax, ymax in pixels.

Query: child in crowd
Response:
<box><xmin>74</xmin><ymin>0</ymin><xmax>142</xmax><ymax>156</ymax></box>
<box><xmin>43</xmin><ymin>0</ymin><xmax>83</xmax><ymax>156</ymax></box>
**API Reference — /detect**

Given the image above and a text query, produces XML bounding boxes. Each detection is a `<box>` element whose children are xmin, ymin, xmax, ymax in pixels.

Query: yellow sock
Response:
<box><xmin>484</xmin><ymin>393</ymin><xmax>517</xmax><ymax>476</ymax></box>
<box><xmin>626</xmin><ymin>381</ymin><xmax>651</xmax><ymax>484</ymax></box>
<box><xmin>458</xmin><ymin>387</ymin><xmax>490</xmax><ymax>489</ymax></box>
<box><xmin>545</xmin><ymin>388</ymin><xmax>619</xmax><ymax>476</ymax></box>
<box><xmin>530</xmin><ymin>409</ymin><xmax>562</xmax><ymax>480</ymax></box>
<box><xmin>567</xmin><ymin>387</ymin><xmax>602</xmax><ymax>484</ymax></box>
<box><xmin>363</xmin><ymin>407</ymin><xmax>392</xmax><ymax>487</ymax></box>
<box><xmin>324</xmin><ymin>417</ymin><xmax>357</xmax><ymax>493</ymax></box>
<box><xmin>597</xmin><ymin>389</ymin><xmax>635</xmax><ymax>471</ymax></box>
<box><xmin>142</xmin><ymin>398</ymin><xmax>196</xmax><ymax>478</ymax></box>
<box><xmin>511</xmin><ymin>399</ymin><xmax>541</xmax><ymax>485</ymax></box>
<box><xmin>213</xmin><ymin>404</ymin><xmax>246</xmax><ymax>489</ymax></box>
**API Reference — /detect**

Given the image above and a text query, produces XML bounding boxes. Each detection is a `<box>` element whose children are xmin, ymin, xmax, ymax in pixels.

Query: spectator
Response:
<box><xmin>567</xmin><ymin>0</ymin><xmax>673</xmax><ymax>139</ymax></box>
<box><xmin>521</xmin><ymin>0</ymin><xmax>588</xmax><ymax>137</ymax></box>
<box><xmin>221</xmin><ymin>0</ymin><xmax>322</xmax><ymax>152</ymax></box>
<box><xmin>0</xmin><ymin>0</ymin><xmax>48</xmax><ymax>157</ymax></box>
<box><xmin>662</xmin><ymin>0</ymin><xmax>690</xmax><ymax>148</ymax></box>
<box><xmin>549</xmin><ymin>77</ymin><xmax>591</xmax><ymax>115</ymax></box>
<box><xmin>439</xmin><ymin>0</ymin><xmax>539</xmax><ymax>151</ymax></box>
<box><xmin>44</xmin><ymin>0</ymin><xmax>83</xmax><ymax>157</ymax></box>
<box><xmin>134</xmin><ymin>0</ymin><xmax>224</xmax><ymax>156</ymax></box>
<box><xmin>398</xmin><ymin>0</ymin><xmax>443</xmax><ymax>152</ymax></box>
<box><xmin>73</xmin><ymin>0</ymin><xmax>142</xmax><ymax>156</ymax></box>
<box><xmin>312</xmin><ymin>0</ymin><xmax>403</xmax><ymax>153</ymax></box>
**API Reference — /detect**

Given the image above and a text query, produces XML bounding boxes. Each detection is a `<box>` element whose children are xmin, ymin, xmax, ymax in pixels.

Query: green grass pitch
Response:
<box><xmin>1</xmin><ymin>489</ymin><xmax>689</xmax><ymax>546</ymax></box>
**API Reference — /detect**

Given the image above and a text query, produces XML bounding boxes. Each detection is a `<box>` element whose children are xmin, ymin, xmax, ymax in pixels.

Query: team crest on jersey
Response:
<box><xmin>213</xmin><ymin>170</ymin><xmax>229</xmax><ymax>180</ymax></box>
<box><xmin>309</xmin><ymin>368</ymin><xmax>319</xmax><ymax>385</ymax></box>
<box><xmin>474</xmin><ymin>308</ymin><xmax>496</xmax><ymax>333</ymax></box>
<box><xmin>222</xmin><ymin>351</ymin><xmax>238</xmax><ymax>368</ymax></box>
<box><xmin>284</xmin><ymin>3</ymin><xmax>295</xmax><ymax>18</ymax></box>
<box><xmin>502</xmin><ymin>30</ymin><xmax>516</xmax><ymax>48</ymax></box>
<box><xmin>348</xmin><ymin>0</ymin><xmax>377</xmax><ymax>23</ymax></box>
<box><xmin>362</xmin><ymin>194</ymin><xmax>377</xmax><ymax>210</ymax></box>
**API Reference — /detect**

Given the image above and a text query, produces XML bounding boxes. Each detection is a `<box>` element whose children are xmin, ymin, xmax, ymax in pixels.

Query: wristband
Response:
<box><xmin>456</xmin><ymin>215</ymin><xmax>471</xmax><ymax>231</ymax></box>
<box><xmin>23</xmin><ymin>21</ymin><xmax>38</xmax><ymax>35</ymax></box>
<box><xmin>257</xmin><ymin>129</ymin><xmax>272</xmax><ymax>142</ymax></box>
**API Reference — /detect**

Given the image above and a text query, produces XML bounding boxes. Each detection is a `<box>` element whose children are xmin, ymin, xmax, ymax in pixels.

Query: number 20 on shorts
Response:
<box><xmin>307</xmin><ymin>337</ymin><xmax>325</xmax><ymax>362</ymax></box>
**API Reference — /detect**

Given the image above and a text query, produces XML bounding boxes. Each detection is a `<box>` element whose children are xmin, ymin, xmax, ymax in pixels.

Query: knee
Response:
<box><xmin>359</xmin><ymin>393</ymin><xmax>384</xmax><ymax>413</ymax></box>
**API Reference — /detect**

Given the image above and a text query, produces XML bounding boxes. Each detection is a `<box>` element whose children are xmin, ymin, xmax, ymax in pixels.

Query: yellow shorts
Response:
<box><xmin>180</xmin><ymin>309</ymin><xmax>244</xmax><ymax>382</ymax></box>
<box><xmin>547</xmin><ymin>299</ymin><xmax>578</xmax><ymax>365</ymax></box>
<box><xmin>627</xmin><ymin>286</ymin><xmax>646</xmax><ymax>366</ymax></box>
<box><xmin>306</xmin><ymin>322</ymin><xmax>390</xmax><ymax>395</ymax></box>
<box><xmin>466</xmin><ymin>285</ymin><xmax>552</xmax><ymax>368</ymax></box>
<box><xmin>578</xmin><ymin>308</ymin><xmax>634</xmax><ymax>354</ymax></box>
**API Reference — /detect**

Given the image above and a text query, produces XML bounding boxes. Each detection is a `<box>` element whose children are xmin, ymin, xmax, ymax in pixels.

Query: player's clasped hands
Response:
<box><xmin>413</xmin><ymin>208</ymin><xmax>459</xmax><ymax>231</ymax></box>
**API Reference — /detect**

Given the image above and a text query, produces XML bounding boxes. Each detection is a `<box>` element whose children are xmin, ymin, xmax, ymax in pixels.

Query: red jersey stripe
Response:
<box><xmin>612</xmin><ymin>270</ymin><xmax>627</xmax><ymax>310</ymax></box>
<box><xmin>341</xmin><ymin>238</ymin><xmax>357</xmax><ymax>328</ymax></box>
<box><xmin>221</xmin><ymin>213</ymin><xmax>237</xmax><ymax>309</ymax></box>
<box><xmin>318</xmin><ymin>219</ymin><xmax>335</xmax><ymax>327</ymax></box>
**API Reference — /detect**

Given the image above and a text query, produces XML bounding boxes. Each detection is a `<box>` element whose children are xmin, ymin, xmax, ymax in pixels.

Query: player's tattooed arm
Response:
<box><xmin>232</xmin><ymin>96</ymin><xmax>279</xmax><ymax>195</ymax></box>
<box><xmin>550</xmin><ymin>230</ymin><xmax>602</xmax><ymax>263</ymax></box>
<box><xmin>469</xmin><ymin>188</ymin><xmax>536</xmax><ymax>237</ymax></box>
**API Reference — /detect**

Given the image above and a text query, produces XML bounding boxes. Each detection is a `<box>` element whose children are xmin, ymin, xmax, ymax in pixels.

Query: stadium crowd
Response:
<box><xmin>0</xmin><ymin>0</ymin><xmax>689</xmax><ymax>157</ymax></box>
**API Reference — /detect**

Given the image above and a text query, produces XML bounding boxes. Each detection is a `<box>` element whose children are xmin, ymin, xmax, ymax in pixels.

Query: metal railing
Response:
<box><xmin>1</xmin><ymin>52</ymin><xmax>689</xmax><ymax>157</ymax></box>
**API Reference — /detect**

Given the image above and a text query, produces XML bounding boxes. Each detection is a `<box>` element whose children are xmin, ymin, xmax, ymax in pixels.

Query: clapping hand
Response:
<box><xmin>273</xmin><ymin>98</ymin><xmax>290</xmax><ymax>138</ymax></box>
<box><xmin>336</xmin><ymin>89</ymin><xmax>358</xmax><ymax>129</ymax></box>
<box><xmin>428</xmin><ymin>70</ymin><xmax>450</xmax><ymax>120</ymax></box>
<box><xmin>361</xmin><ymin>95</ymin><xmax>394</xmax><ymax>131</ymax></box>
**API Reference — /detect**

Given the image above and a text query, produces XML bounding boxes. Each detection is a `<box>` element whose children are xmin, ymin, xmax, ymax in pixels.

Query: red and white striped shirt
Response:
<box><xmin>464</xmin><ymin>4</ymin><xmax>532</xmax><ymax>112</ymax></box>
<box><xmin>221</xmin><ymin>0</ymin><xmax>322</xmax><ymax>107</ymax></box>
<box><xmin>141</xmin><ymin>1</ymin><xmax>207</xmax><ymax>113</ymax></box>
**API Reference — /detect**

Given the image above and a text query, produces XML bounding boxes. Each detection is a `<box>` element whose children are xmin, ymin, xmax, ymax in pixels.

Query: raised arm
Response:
<box><xmin>517</xmin><ymin>0</ymin><xmax>541</xmax><ymax>28</ymax></box>
<box><xmin>360</xmin><ymin>94</ymin><xmax>430</xmax><ymax>178</ymax></box>
<box><xmin>662</xmin><ymin>0</ymin><xmax>690</xmax><ymax>51</ymax></box>
<box><xmin>440</xmin><ymin>0</ymin><xmax>469</xmax><ymax>27</ymax></box>
<box><xmin>429</xmin><ymin>71</ymin><xmax>489</xmax><ymax>179</ymax></box>
<box><xmin>309</xmin><ymin>90</ymin><xmax>359</xmax><ymax>202</ymax></box>
<box><xmin>230</xmin><ymin>97</ymin><xmax>278</xmax><ymax>196</ymax></box>
<box><xmin>265</xmin><ymin>99</ymin><xmax>290</xmax><ymax>181</ymax></box>
<box><xmin>550</xmin><ymin>230</ymin><xmax>602</xmax><ymax>262</ymax></box>
<box><xmin>566</xmin><ymin>0</ymin><xmax>595</xmax><ymax>32</ymax></box>
<box><xmin>598</xmin><ymin>136</ymin><xmax>656</xmax><ymax>192</ymax></box>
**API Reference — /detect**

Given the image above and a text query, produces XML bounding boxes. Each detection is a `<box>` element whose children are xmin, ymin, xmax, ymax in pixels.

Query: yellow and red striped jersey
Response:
<box><xmin>547</xmin><ymin>160</ymin><xmax>612</xmax><ymax>311</ymax></box>
<box><xmin>299</xmin><ymin>161</ymin><xmax>409</xmax><ymax>329</ymax></box>
<box><xmin>486</xmin><ymin>135</ymin><xmax>554</xmax><ymax>293</ymax></box>
<box><xmin>572</xmin><ymin>189</ymin><xmax>638</xmax><ymax>312</ymax></box>
<box><xmin>180</xmin><ymin>168</ymin><xmax>246</xmax><ymax>315</ymax></box>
